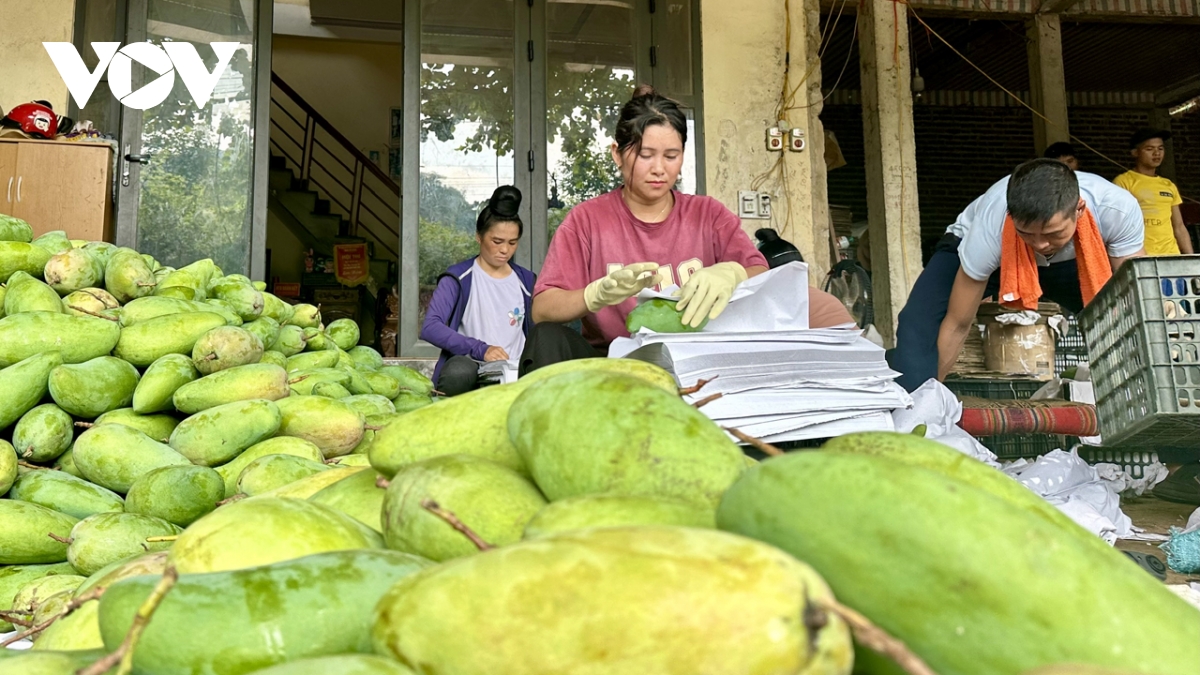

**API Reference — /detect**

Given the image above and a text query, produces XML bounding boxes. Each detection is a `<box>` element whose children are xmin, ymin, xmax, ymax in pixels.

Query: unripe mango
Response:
<box><xmin>169</xmin><ymin>399</ymin><xmax>281</xmax><ymax>466</ymax></box>
<box><xmin>391</xmin><ymin>392</ymin><xmax>433</xmax><ymax>413</ymax></box>
<box><xmin>132</xmin><ymin>353</ymin><xmax>198</xmax><ymax>414</ymax></box>
<box><xmin>289</xmin><ymin>303</ymin><xmax>321</xmax><ymax>328</ymax></box>
<box><xmin>67</xmin><ymin>512</ymin><xmax>181</xmax><ymax>576</ymax></box>
<box><xmin>379</xmin><ymin>365</ymin><xmax>434</xmax><ymax>395</ymax></box>
<box><xmin>173</xmin><ymin>363</ymin><xmax>289</xmax><ymax>414</ymax></box>
<box><xmin>0</xmin><ymin>562</ymin><xmax>76</xmax><ymax>632</ymax></box>
<box><xmin>277</xmin><ymin>395</ymin><xmax>365</xmax><ymax>458</ymax></box>
<box><xmin>51</xmin><ymin>446</ymin><xmax>79</xmax><ymax>477</ymax></box>
<box><xmin>341</xmin><ymin>365</ymin><xmax>373</xmax><ymax>395</ymax></box>
<box><xmin>81</xmin><ymin>241</ymin><xmax>116</xmax><ymax>271</ymax></box>
<box><xmin>0</xmin><ymin>241</ymin><xmax>52</xmax><ymax>283</ymax></box>
<box><xmin>309</xmin><ymin>469</ymin><xmax>387</xmax><ymax>532</ymax></box>
<box><xmin>113</xmin><ymin>311</ymin><xmax>228</xmax><ymax>367</ymax></box>
<box><xmin>242</xmin><ymin>316</ymin><xmax>280</xmax><ymax>347</ymax></box>
<box><xmin>0</xmin><ymin>440</ymin><xmax>16</xmax><ymax>495</ymax></box>
<box><xmin>61</xmin><ymin>287</ymin><xmax>119</xmax><ymax>317</ymax></box>
<box><xmin>8</xmin><ymin>470</ymin><xmax>124</xmax><ymax>520</ymax></box>
<box><xmin>244</xmin><ymin>655</ymin><xmax>416</xmax><ymax>675</ymax></box>
<box><xmin>342</xmin><ymin>394</ymin><xmax>395</xmax><ymax>417</ymax></box>
<box><xmin>312</xmin><ymin>381</ymin><xmax>351</xmax><ymax>398</ymax></box>
<box><xmin>269</xmin><ymin>324</ymin><xmax>309</xmax><ymax>356</ymax></box>
<box><xmin>523</xmin><ymin>494</ymin><xmax>715</xmax><ymax>539</ymax></box>
<box><xmin>119</xmin><ymin>296</ymin><xmax>239</xmax><ymax>326</ymax></box>
<box><xmin>0</xmin><ymin>500</ymin><xmax>78</xmax><ymax>564</ymax></box>
<box><xmin>98</xmin><ymin>550</ymin><xmax>430</xmax><ymax>675</ymax></box>
<box><xmin>237</xmin><ymin>454</ymin><xmax>329</xmax><ymax>496</ymax></box>
<box><xmin>192</xmin><ymin>325</ymin><xmax>263</xmax><ymax>375</ymax></box>
<box><xmin>0</xmin><ymin>312</ymin><xmax>119</xmax><ymax>367</ymax></box>
<box><xmin>348</xmin><ymin>345</ymin><xmax>384</xmax><ymax>371</ymax></box>
<box><xmin>302</xmin><ymin>327</ymin><xmax>327</xmax><ymax>351</ymax></box>
<box><xmin>363</xmin><ymin>372</ymin><xmax>401</xmax><ymax>399</ymax></box>
<box><xmin>31</xmin><ymin>596</ymin><xmax>102</xmax><ymax>651</ymax></box>
<box><xmin>9</xmin><ymin>573</ymin><xmax>84</xmax><ymax>624</ymax></box>
<box><xmin>256</xmin><ymin>466</ymin><xmax>364</xmax><ymax>500</ymax></box>
<box><xmin>104</xmin><ymin>248</ymin><xmax>157</xmax><ymax>303</ymax></box>
<box><xmin>167</xmin><ymin>497</ymin><xmax>383</xmax><ymax>574</ymax></box>
<box><xmin>93</xmin><ymin>408</ymin><xmax>179</xmax><ymax>441</ymax></box>
<box><xmin>4</xmin><ymin>272</ymin><xmax>62</xmax><ymax>314</ymax></box>
<box><xmin>211</xmin><ymin>280</ymin><xmax>264</xmax><ymax>321</ymax></box>
<box><xmin>124</xmin><ymin>465</ymin><xmax>224</xmax><ymax>527</ymax></box>
<box><xmin>0</xmin><ymin>214</ymin><xmax>33</xmax><ymax>242</ymax></box>
<box><xmin>287</xmin><ymin>367</ymin><xmax>350</xmax><ymax>396</ymax></box>
<box><xmin>326</xmin><ymin>318</ymin><xmax>359</xmax><ymax>350</ymax></box>
<box><xmin>74</xmin><ymin>424</ymin><xmax>192</xmax><ymax>494</ymax></box>
<box><xmin>215</xmin><ymin>436</ymin><xmax>324</xmax><ymax>498</ymax></box>
<box><xmin>31</xmin><ymin>230</ymin><xmax>71</xmax><ymax>255</ymax></box>
<box><xmin>48</xmin><ymin>356</ymin><xmax>140</xmax><ymax>418</ymax></box>
<box><xmin>12</xmin><ymin>404</ymin><xmax>73</xmax><ymax>463</ymax></box>
<box><xmin>382</xmin><ymin>454</ymin><xmax>546</xmax><ymax>561</ymax></box>
<box><xmin>287</xmin><ymin>349</ymin><xmax>339</xmax><ymax>372</ymax></box>
<box><xmin>0</xmin><ymin>352</ymin><xmax>63</xmax><ymax>430</ymax></box>
<box><xmin>260</xmin><ymin>349</ymin><xmax>287</xmax><ymax>368</ymax></box>
<box><xmin>261</xmin><ymin>292</ymin><xmax>294</xmax><ymax>323</ymax></box>
<box><xmin>43</xmin><ymin>248</ymin><xmax>101</xmax><ymax>295</ymax></box>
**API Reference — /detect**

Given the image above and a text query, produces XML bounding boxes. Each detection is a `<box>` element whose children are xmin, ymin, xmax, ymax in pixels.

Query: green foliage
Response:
<box><xmin>420</xmin><ymin>173</ymin><xmax>478</xmax><ymax>234</ymax></box>
<box><xmin>418</xmin><ymin>219</ymin><xmax>477</xmax><ymax>287</ymax></box>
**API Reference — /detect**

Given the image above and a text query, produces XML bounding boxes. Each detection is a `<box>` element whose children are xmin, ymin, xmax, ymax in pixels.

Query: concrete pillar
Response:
<box><xmin>1150</xmin><ymin>107</ymin><xmax>1176</xmax><ymax>181</ymax></box>
<box><xmin>1026</xmin><ymin>14</ymin><xmax>1070</xmax><ymax>153</ymax></box>
<box><xmin>804</xmin><ymin>0</ymin><xmax>833</xmax><ymax>279</ymax></box>
<box><xmin>858</xmin><ymin>0</ymin><xmax>922</xmax><ymax>346</ymax></box>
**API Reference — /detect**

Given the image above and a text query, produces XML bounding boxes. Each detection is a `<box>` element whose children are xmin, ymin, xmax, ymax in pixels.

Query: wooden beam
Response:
<box><xmin>1026</xmin><ymin>14</ymin><xmax>1070</xmax><ymax>152</ymax></box>
<box><xmin>817</xmin><ymin>0</ymin><xmax>1200</xmax><ymax>22</ymax></box>
<box><xmin>1038</xmin><ymin>0</ymin><xmax>1081</xmax><ymax>13</ymax></box>
<box><xmin>1156</xmin><ymin>74</ymin><xmax>1200</xmax><ymax>107</ymax></box>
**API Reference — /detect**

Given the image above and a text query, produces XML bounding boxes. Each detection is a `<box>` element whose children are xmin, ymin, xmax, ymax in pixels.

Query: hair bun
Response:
<box><xmin>755</xmin><ymin>228</ymin><xmax>781</xmax><ymax>243</ymax></box>
<box><xmin>489</xmin><ymin>185</ymin><xmax>522</xmax><ymax>218</ymax></box>
<box><xmin>631</xmin><ymin>84</ymin><xmax>658</xmax><ymax>99</ymax></box>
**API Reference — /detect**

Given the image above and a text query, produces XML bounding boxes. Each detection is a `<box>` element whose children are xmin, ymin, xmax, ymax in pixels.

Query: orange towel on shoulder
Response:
<box><xmin>999</xmin><ymin>205</ymin><xmax>1111</xmax><ymax>311</ymax></box>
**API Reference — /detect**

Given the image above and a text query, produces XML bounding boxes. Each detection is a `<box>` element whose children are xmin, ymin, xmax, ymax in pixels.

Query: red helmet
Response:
<box><xmin>2</xmin><ymin>102</ymin><xmax>60</xmax><ymax>138</ymax></box>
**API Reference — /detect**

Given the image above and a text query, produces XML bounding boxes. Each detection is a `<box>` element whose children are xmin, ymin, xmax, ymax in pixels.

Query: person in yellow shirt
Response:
<box><xmin>1113</xmin><ymin>128</ymin><xmax>1192</xmax><ymax>255</ymax></box>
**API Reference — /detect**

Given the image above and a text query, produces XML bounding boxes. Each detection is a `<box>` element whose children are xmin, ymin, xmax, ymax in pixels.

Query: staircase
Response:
<box><xmin>267</xmin><ymin>73</ymin><xmax>400</xmax><ymax>261</ymax></box>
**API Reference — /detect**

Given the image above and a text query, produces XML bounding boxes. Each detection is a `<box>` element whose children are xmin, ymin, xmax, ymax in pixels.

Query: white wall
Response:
<box><xmin>0</xmin><ymin>0</ymin><xmax>76</xmax><ymax>114</ymax></box>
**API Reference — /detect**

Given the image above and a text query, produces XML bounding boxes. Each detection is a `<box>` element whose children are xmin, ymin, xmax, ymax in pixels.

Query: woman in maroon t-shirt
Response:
<box><xmin>520</xmin><ymin>85</ymin><xmax>769</xmax><ymax>374</ymax></box>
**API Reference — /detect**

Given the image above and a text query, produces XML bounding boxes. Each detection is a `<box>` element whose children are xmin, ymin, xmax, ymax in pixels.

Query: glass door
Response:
<box><xmin>115</xmin><ymin>0</ymin><xmax>269</xmax><ymax>276</ymax></box>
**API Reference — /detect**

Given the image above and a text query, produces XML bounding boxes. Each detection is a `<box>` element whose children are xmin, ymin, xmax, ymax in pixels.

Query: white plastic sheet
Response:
<box><xmin>890</xmin><ymin>379</ymin><xmax>998</xmax><ymax>466</ymax></box>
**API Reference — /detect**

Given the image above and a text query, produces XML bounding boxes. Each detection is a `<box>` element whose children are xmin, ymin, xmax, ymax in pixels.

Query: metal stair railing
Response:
<box><xmin>268</xmin><ymin>72</ymin><xmax>399</xmax><ymax>258</ymax></box>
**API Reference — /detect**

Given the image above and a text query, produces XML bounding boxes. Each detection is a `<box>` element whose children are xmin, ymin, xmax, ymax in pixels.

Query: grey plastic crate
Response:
<box><xmin>1079</xmin><ymin>256</ymin><xmax>1200</xmax><ymax>446</ymax></box>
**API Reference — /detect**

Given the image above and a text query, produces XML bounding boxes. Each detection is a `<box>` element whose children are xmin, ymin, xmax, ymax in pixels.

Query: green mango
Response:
<box><xmin>113</xmin><ymin>311</ymin><xmax>229</xmax><ymax>367</ymax></box>
<box><xmin>289</xmin><ymin>303</ymin><xmax>322</xmax><ymax>329</ymax></box>
<box><xmin>287</xmin><ymin>349</ymin><xmax>339</xmax><ymax>372</ymax></box>
<box><xmin>140</xmin><ymin>253</ymin><xmax>160</xmax><ymax>272</ymax></box>
<box><xmin>326</xmin><ymin>318</ymin><xmax>360</xmax><ymax>351</ymax></box>
<box><xmin>523</xmin><ymin>494</ymin><xmax>715</xmax><ymax>539</ymax></box>
<box><xmin>509</xmin><ymin>370</ymin><xmax>743</xmax><ymax>507</ymax></box>
<box><xmin>242</xmin><ymin>316</ymin><xmax>280</xmax><ymax>348</ymax></box>
<box><xmin>8</xmin><ymin>470</ymin><xmax>124</xmax><ymax>520</ymax></box>
<box><xmin>259</xmin><ymin>349</ymin><xmax>288</xmax><ymax>368</ymax></box>
<box><xmin>243</xmin><ymin>655</ymin><xmax>416</xmax><ymax>675</ymax></box>
<box><xmin>4</xmin><ymin>273</ymin><xmax>62</xmax><ymax>314</ymax></box>
<box><xmin>287</xmin><ymin>366</ymin><xmax>350</xmax><ymax>397</ymax></box>
<box><xmin>0</xmin><ymin>500</ymin><xmax>78</xmax><ymax>564</ymax></box>
<box><xmin>167</xmin><ymin>497</ymin><xmax>383</xmax><ymax>574</ymax></box>
<box><xmin>76</xmin><ymin>550</ymin><xmax>169</xmax><ymax>599</ymax></box>
<box><xmin>191</xmin><ymin>326</ymin><xmax>263</xmax><ymax>375</ymax></box>
<box><xmin>340</xmin><ymin>365</ymin><xmax>373</xmax><ymax>395</ymax></box>
<box><xmin>251</xmin><ymin>280</ymin><xmax>266</xmax><ymax>291</ymax></box>
<box><xmin>211</xmin><ymin>282</ymin><xmax>264</xmax><ymax>321</ymax></box>
<box><xmin>48</xmin><ymin>356</ymin><xmax>140</xmax><ymax>418</ymax></box>
<box><xmin>0</xmin><ymin>214</ymin><xmax>33</xmax><ymax>242</ymax></box>
<box><xmin>0</xmin><ymin>650</ymin><xmax>109</xmax><ymax>674</ymax></box>
<box><xmin>716</xmin><ymin>451</ymin><xmax>1200</xmax><ymax>675</ymax></box>
<box><xmin>342</xmin><ymin>394</ymin><xmax>395</xmax><ymax>417</ymax></box>
<box><xmin>67</xmin><ymin>512</ymin><xmax>181</xmax><ymax>576</ymax></box>
<box><xmin>348</xmin><ymin>429</ymin><xmax>375</xmax><ymax>456</ymax></box>
<box><xmin>330</xmin><ymin>453</ymin><xmax>371</xmax><ymax>467</ymax></box>
<box><xmin>312</xmin><ymin>381</ymin><xmax>351</xmax><ymax>399</ymax></box>
<box><xmin>261</xmin><ymin>292</ymin><xmax>294</xmax><ymax>324</ymax></box>
<box><xmin>30</xmin><ymin>231</ymin><xmax>71</xmax><ymax>255</ymax></box>
<box><xmin>0</xmin><ymin>285</ymin><xmax>6</xmax><ymax>318</ymax></box>
<box><xmin>256</xmin><ymin>466</ymin><xmax>363</xmax><ymax>500</ymax></box>
<box><xmin>9</xmin><ymin>574</ymin><xmax>85</xmax><ymax>621</ymax></box>
<box><xmin>173</xmin><ymin>363</ymin><xmax>290</xmax><ymax>414</ymax></box>
<box><xmin>0</xmin><ymin>440</ymin><xmax>15</xmax><ymax>495</ymax></box>
<box><xmin>348</xmin><ymin>345</ymin><xmax>383</xmax><ymax>371</ymax></box>
<box><xmin>42</xmin><ymin>248</ymin><xmax>101</xmax><ymax>296</ymax></box>
<box><xmin>12</xmin><ymin>404</ymin><xmax>73</xmax><ymax>463</ymax></box>
<box><xmin>81</xmin><ymin>241</ymin><xmax>116</xmax><ymax>272</ymax></box>
<box><xmin>0</xmin><ymin>562</ymin><xmax>77</xmax><ymax>632</ymax></box>
<box><xmin>31</xmin><ymin>597</ymin><xmax>103</xmax><ymax>651</ymax></box>
<box><xmin>237</xmin><ymin>454</ymin><xmax>329</xmax><ymax>496</ymax></box>
<box><xmin>382</xmin><ymin>455</ymin><xmax>546</xmax><ymax>561</ymax></box>
<box><xmin>373</xmin><ymin>526</ymin><xmax>852</xmax><ymax>675</ymax></box>
<box><xmin>390</xmin><ymin>392</ymin><xmax>432</xmax><ymax>414</ymax></box>
<box><xmin>301</xmin><ymin>327</ymin><xmax>328</xmax><ymax>351</ymax></box>
<box><xmin>361</xmin><ymin>372</ymin><xmax>399</xmax><ymax>399</ymax></box>
<box><xmin>132</xmin><ymin>353</ymin><xmax>198</xmax><ymax>414</ymax></box>
<box><xmin>277</xmin><ymin>395</ymin><xmax>365</xmax><ymax>458</ymax></box>
<box><xmin>50</xmin><ymin>446</ymin><xmax>79</xmax><ymax>477</ymax></box>
<box><xmin>215</xmin><ymin>437</ymin><xmax>324</xmax><ymax>498</ymax></box>
<box><xmin>93</xmin><ymin>409</ymin><xmax>179</xmax><ymax>442</ymax></box>
<box><xmin>168</xmin><ymin>399</ymin><xmax>281</xmax><ymax>466</ymax></box>
<box><xmin>0</xmin><ymin>311</ymin><xmax>118</xmax><ymax>367</ymax></box>
<box><xmin>73</xmin><ymin>424</ymin><xmax>192</xmax><ymax>494</ymax></box>
<box><xmin>516</xmin><ymin>356</ymin><xmax>678</xmax><ymax>391</ymax></box>
<box><xmin>625</xmin><ymin>297</ymin><xmax>707</xmax><ymax>332</ymax></box>
<box><xmin>119</xmin><ymin>296</ymin><xmax>239</xmax><ymax>326</ymax></box>
<box><xmin>156</xmin><ymin>284</ymin><xmax>195</xmax><ymax>300</ymax></box>
<box><xmin>269</xmin><ymin>324</ymin><xmax>308</xmax><ymax>356</ymax></box>
<box><xmin>0</xmin><ymin>241</ymin><xmax>52</xmax><ymax>283</ymax></box>
<box><xmin>204</xmin><ymin>299</ymin><xmax>244</xmax><ymax>325</ymax></box>
<box><xmin>377</xmin><ymin>365</ymin><xmax>434</xmax><ymax>396</ymax></box>
<box><xmin>124</xmin><ymin>465</ymin><xmax>223</xmax><ymax>527</ymax></box>
<box><xmin>0</xmin><ymin>352</ymin><xmax>63</xmax><ymax>429</ymax></box>
<box><xmin>99</xmin><ymin>550</ymin><xmax>430</xmax><ymax>675</ymax></box>
<box><xmin>104</xmin><ymin>248</ymin><xmax>157</xmax><ymax>303</ymax></box>
<box><xmin>61</xmin><ymin>287</ymin><xmax>119</xmax><ymax>318</ymax></box>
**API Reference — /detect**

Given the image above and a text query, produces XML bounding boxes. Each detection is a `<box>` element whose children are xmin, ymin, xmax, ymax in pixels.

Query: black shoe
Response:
<box><xmin>1152</xmin><ymin>462</ymin><xmax>1200</xmax><ymax>505</ymax></box>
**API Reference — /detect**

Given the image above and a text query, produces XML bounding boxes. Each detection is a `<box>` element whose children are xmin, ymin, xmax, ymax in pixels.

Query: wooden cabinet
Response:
<box><xmin>0</xmin><ymin>138</ymin><xmax>114</xmax><ymax>242</ymax></box>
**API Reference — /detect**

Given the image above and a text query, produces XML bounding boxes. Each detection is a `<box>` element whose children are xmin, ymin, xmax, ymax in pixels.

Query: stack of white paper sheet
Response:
<box><xmin>608</xmin><ymin>263</ymin><xmax>912</xmax><ymax>444</ymax></box>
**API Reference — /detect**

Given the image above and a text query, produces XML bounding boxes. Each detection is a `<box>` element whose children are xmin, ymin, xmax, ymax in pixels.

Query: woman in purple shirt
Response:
<box><xmin>420</xmin><ymin>186</ymin><xmax>536</xmax><ymax>396</ymax></box>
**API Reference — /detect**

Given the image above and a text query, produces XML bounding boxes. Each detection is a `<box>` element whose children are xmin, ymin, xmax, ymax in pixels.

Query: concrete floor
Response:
<box><xmin>1116</xmin><ymin>496</ymin><xmax>1198</xmax><ymax>585</ymax></box>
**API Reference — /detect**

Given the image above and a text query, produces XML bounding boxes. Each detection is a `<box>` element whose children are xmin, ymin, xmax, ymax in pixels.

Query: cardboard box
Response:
<box><xmin>983</xmin><ymin>322</ymin><xmax>1055</xmax><ymax>380</ymax></box>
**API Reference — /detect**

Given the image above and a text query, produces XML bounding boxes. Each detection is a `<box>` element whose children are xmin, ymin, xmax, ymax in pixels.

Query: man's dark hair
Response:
<box><xmin>1006</xmin><ymin>158</ymin><xmax>1080</xmax><ymax>226</ymax></box>
<box><xmin>1043</xmin><ymin>142</ymin><xmax>1076</xmax><ymax>161</ymax></box>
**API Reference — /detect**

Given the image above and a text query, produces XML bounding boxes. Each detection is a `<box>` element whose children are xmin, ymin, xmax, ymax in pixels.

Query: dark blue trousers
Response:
<box><xmin>887</xmin><ymin>234</ymin><xmax>1084</xmax><ymax>392</ymax></box>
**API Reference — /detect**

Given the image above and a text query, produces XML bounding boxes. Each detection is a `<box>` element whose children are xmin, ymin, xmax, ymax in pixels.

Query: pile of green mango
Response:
<box><xmin>3</xmin><ymin>215</ymin><xmax>1196</xmax><ymax>675</ymax></box>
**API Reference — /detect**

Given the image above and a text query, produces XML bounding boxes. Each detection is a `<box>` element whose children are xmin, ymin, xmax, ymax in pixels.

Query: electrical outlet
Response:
<box><xmin>738</xmin><ymin>191</ymin><xmax>759</xmax><ymax>218</ymax></box>
<box><xmin>766</xmin><ymin>127</ymin><xmax>784</xmax><ymax>152</ymax></box>
<box><xmin>788</xmin><ymin>128</ymin><xmax>806</xmax><ymax>152</ymax></box>
<box><xmin>757</xmin><ymin>193</ymin><xmax>772</xmax><ymax>219</ymax></box>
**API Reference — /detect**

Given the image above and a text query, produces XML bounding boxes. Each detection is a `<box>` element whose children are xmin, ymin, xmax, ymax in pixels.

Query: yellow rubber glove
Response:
<box><xmin>675</xmin><ymin>262</ymin><xmax>748</xmax><ymax>328</ymax></box>
<box><xmin>583</xmin><ymin>262</ymin><xmax>663</xmax><ymax>313</ymax></box>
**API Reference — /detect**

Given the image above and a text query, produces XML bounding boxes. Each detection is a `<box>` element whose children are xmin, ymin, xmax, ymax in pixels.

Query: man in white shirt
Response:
<box><xmin>888</xmin><ymin>159</ymin><xmax>1145</xmax><ymax>392</ymax></box>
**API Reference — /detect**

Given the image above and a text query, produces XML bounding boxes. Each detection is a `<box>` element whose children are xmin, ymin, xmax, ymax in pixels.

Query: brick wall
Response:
<box><xmin>821</xmin><ymin>103</ymin><xmax>1200</xmax><ymax>246</ymax></box>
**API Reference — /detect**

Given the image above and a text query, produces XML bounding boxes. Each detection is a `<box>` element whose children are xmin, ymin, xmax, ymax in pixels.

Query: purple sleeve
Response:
<box><xmin>419</xmin><ymin>277</ymin><xmax>489</xmax><ymax>359</ymax></box>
